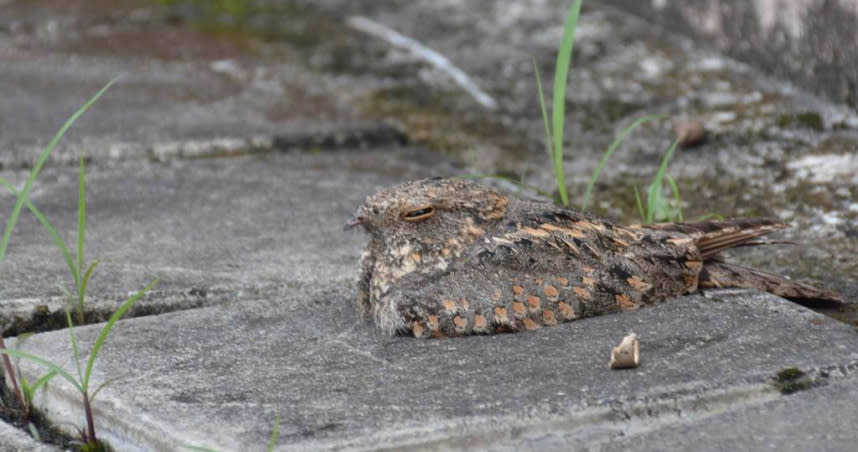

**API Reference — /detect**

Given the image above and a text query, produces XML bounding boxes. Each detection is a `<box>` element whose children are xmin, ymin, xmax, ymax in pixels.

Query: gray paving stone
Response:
<box><xmin>0</xmin><ymin>419</ymin><xmax>58</xmax><ymax>452</ymax></box>
<box><xmin>9</xmin><ymin>290</ymin><xmax>858</xmax><ymax>451</ymax></box>
<box><xmin>0</xmin><ymin>7</ymin><xmax>363</xmax><ymax>170</ymax></box>
<box><xmin>599</xmin><ymin>375</ymin><xmax>858</xmax><ymax>452</ymax></box>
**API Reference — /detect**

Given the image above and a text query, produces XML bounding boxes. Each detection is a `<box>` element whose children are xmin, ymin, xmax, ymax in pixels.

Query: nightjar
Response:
<box><xmin>348</xmin><ymin>177</ymin><xmax>840</xmax><ymax>338</ymax></box>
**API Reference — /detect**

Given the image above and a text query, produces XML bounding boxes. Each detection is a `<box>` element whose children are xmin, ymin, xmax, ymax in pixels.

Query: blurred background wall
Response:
<box><xmin>607</xmin><ymin>0</ymin><xmax>858</xmax><ymax>107</ymax></box>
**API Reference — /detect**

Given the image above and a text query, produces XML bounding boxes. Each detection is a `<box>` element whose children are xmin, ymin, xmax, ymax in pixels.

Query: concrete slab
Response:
<box><xmin>0</xmin><ymin>148</ymin><xmax>454</xmax><ymax>332</ymax></box>
<box><xmin>9</xmin><ymin>290</ymin><xmax>858</xmax><ymax>451</ymax></box>
<box><xmin>600</xmin><ymin>375</ymin><xmax>858</xmax><ymax>452</ymax></box>
<box><xmin>0</xmin><ymin>0</ymin><xmax>369</xmax><ymax>170</ymax></box>
<box><xmin>0</xmin><ymin>419</ymin><xmax>57</xmax><ymax>452</ymax></box>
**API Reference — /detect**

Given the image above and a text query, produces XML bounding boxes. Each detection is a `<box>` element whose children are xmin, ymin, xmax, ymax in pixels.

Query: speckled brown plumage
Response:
<box><xmin>348</xmin><ymin>178</ymin><xmax>841</xmax><ymax>338</ymax></box>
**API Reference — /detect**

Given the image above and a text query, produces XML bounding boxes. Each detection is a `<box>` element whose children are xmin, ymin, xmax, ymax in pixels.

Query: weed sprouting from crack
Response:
<box><xmin>473</xmin><ymin>0</ymin><xmax>713</xmax><ymax>224</ymax></box>
<box><xmin>0</xmin><ymin>79</ymin><xmax>158</xmax><ymax>451</ymax></box>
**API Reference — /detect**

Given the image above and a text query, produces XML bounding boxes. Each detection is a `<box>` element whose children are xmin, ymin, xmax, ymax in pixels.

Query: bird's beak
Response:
<box><xmin>344</xmin><ymin>215</ymin><xmax>364</xmax><ymax>231</ymax></box>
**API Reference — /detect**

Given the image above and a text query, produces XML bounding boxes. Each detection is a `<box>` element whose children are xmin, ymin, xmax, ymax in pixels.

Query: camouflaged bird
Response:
<box><xmin>348</xmin><ymin>177</ymin><xmax>841</xmax><ymax>338</ymax></box>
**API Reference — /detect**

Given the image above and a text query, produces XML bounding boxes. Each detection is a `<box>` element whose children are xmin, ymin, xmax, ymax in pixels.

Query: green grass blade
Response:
<box><xmin>79</xmin><ymin>260</ymin><xmax>100</xmax><ymax>314</ymax></box>
<box><xmin>20</xmin><ymin>374</ymin><xmax>31</xmax><ymax>396</ymax></box>
<box><xmin>550</xmin><ymin>0</ymin><xmax>583</xmax><ymax>207</ymax></box>
<box><xmin>0</xmin><ymin>349</ymin><xmax>83</xmax><ymax>393</ymax></box>
<box><xmin>646</xmin><ymin>137</ymin><xmax>681</xmax><ymax>224</ymax></box>
<box><xmin>695</xmin><ymin>212</ymin><xmax>725</xmax><ymax>221</ymax></box>
<box><xmin>267</xmin><ymin>413</ymin><xmax>281</xmax><ymax>452</ymax></box>
<box><xmin>27</xmin><ymin>423</ymin><xmax>41</xmax><ymax>442</ymax></box>
<box><xmin>83</xmin><ymin>278</ymin><xmax>158</xmax><ymax>391</ymax></box>
<box><xmin>56</xmin><ymin>284</ymin><xmax>74</xmax><ymax>301</ymax></box>
<box><xmin>633</xmin><ymin>185</ymin><xmax>645</xmax><ymax>223</ymax></box>
<box><xmin>532</xmin><ymin>59</ymin><xmax>553</xmax><ymax>157</ymax></box>
<box><xmin>665</xmin><ymin>174</ymin><xmax>683</xmax><ymax>222</ymax></box>
<box><xmin>66</xmin><ymin>310</ymin><xmax>83</xmax><ymax>381</ymax></box>
<box><xmin>0</xmin><ymin>78</ymin><xmax>118</xmax><ymax>270</ymax></box>
<box><xmin>645</xmin><ymin>182</ymin><xmax>656</xmax><ymax>224</ymax></box>
<box><xmin>20</xmin><ymin>374</ymin><xmax>36</xmax><ymax>412</ymax></box>
<box><xmin>31</xmin><ymin>369</ymin><xmax>58</xmax><ymax>395</ymax></box>
<box><xmin>76</xmin><ymin>157</ymin><xmax>86</xmax><ymax>292</ymax></box>
<box><xmin>580</xmin><ymin>114</ymin><xmax>666</xmax><ymax>210</ymax></box>
<box><xmin>88</xmin><ymin>375</ymin><xmax>122</xmax><ymax>402</ymax></box>
<box><xmin>0</xmin><ymin>176</ymin><xmax>79</xmax><ymax>287</ymax></box>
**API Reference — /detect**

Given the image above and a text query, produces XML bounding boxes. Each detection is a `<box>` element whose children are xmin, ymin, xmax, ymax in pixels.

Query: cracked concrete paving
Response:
<box><xmin>8</xmin><ymin>288</ymin><xmax>858</xmax><ymax>451</ymax></box>
<box><xmin>2</xmin><ymin>0</ymin><xmax>858</xmax><ymax>450</ymax></box>
<box><xmin>4</xmin><ymin>145</ymin><xmax>857</xmax><ymax>451</ymax></box>
<box><xmin>0</xmin><ymin>0</ymin><xmax>379</xmax><ymax>170</ymax></box>
<box><xmin>0</xmin><ymin>148</ymin><xmax>454</xmax><ymax>332</ymax></box>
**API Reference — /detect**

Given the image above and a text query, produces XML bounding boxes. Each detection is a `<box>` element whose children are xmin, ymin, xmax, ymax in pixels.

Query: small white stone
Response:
<box><xmin>211</xmin><ymin>59</ymin><xmax>247</xmax><ymax>80</ymax></box>
<box><xmin>696</xmin><ymin>57</ymin><xmax>726</xmax><ymax>71</ymax></box>
<box><xmin>821</xmin><ymin>213</ymin><xmax>843</xmax><ymax>226</ymax></box>
<box><xmin>712</xmin><ymin>111</ymin><xmax>737</xmax><ymax>123</ymax></box>
<box><xmin>610</xmin><ymin>333</ymin><xmax>640</xmax><ymax>369</ymax></box>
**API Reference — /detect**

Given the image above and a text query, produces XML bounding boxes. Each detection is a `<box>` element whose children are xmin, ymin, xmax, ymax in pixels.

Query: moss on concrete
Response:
<box><xmin>771</xmin><ymin>367</ymin><xmax>813</xmax><ymax>394</ymax></box>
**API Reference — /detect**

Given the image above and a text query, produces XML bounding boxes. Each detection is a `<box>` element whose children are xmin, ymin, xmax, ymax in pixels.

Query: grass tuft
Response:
<box><xmin>546</xmin><ymin>0</ymin><xmax>583</xmax><ymax>206</ymax></box>
<box><xmin>0</xmin><ymin>77</ymin><xmax>118</xmax><ymax>427</ymax></box>
<box><xmin>580</xmin><ymin>114</ymin><xmax>667</xmax><ymax>210</ymax></box>
<box><xmin>0</xmin><ymin>77</ymin><xmax>159</xmax><ymax>449</ymax></box>
<box><xmin>0</xmin><ymin>78</ymin><xmax>118</xmax><ymax>272</ymax></box>
<box><xmin>645</xmin><ymin>137</ymin><xmax>681</xmax><ymax>224</ymax></box>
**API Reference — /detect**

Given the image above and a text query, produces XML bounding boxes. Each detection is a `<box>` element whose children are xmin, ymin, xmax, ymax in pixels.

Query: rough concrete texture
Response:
<box><xmin>600</xmin><ymin>375</ymin><xmax>858</xmax><ymax>452</ymax></box>
<box><xmin>10</xmin><ymin>290</ymin><xmax>858</xmax><ymax>451</ymax></box>
<box><xmin>0</xmin><ymin>419</ymin><xmax>58</xmax><ymax>452</ymax></box>
<box><xmin>606</xmin><ymin>0</ymin><xmax>858</xmax><ymax>106</ymax></box>
<box><xmin>0</xmin><ymin>0</ymin><xmax>391</xmax><ymax>169</ymax></box>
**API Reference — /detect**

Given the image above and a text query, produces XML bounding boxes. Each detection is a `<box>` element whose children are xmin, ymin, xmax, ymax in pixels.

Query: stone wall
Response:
<box><xmin>605</xmin><ymin>0</ymin><xmax>858</xmax><ymax>107</ymax></box>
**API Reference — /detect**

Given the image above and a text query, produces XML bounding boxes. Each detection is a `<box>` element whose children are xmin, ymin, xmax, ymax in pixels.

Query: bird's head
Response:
<box><xmin>349</xmin><ymin>177</ymin><xmax>508</xmax><ymax>293</ymax></box>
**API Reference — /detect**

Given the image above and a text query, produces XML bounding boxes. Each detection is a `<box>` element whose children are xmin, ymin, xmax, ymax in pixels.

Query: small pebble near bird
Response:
<box><xmin>347</xmin><ymin>178</ymin><xmax>841</xmax><ymax>338</ymax></box>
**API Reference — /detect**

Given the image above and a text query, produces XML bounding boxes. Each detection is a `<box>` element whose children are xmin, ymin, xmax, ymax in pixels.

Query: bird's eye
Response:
<box><xmin>402</xmin><ymin>206</ymin><xmax>435</xmax><ymax>222</ymax></box>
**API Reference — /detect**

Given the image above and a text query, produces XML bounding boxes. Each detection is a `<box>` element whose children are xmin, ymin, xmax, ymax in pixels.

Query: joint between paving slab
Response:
<box><xmin>0</xmin><ymin>121</ymin><xmax>409</xmax><ymax>171</ymax></box>
<box><xmin>359</xmin><ymin>368</ymin><xmax>858</xmax><ymax>452</ymax></box>
<box><xmin>1</xmin><ymin>280</ymin><xmax>355</xmax><ymax>337</ymax></box>
<box><xmin>318</xmin><ymin>382</ymin><xmax>780</xmax><ymax>451</ymax></box>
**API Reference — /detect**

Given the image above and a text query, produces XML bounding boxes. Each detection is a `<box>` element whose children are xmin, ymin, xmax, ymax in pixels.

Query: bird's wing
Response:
<box><xmin>389</xmin><ymin>206</ymin><xmax>703</xmax><ymax>338</ymax></box>
<box><xmin>636</xmin><ymin>218</ymin><xmax>787</xmax><ymax>259</ymax></box>
<box><xmin>470</xmin><ymin>206</ymin><xmax>704</xmax><ymax>303</ymax></box>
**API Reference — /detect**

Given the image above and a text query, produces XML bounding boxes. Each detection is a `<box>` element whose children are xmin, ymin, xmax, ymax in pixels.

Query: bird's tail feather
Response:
<box><xmin>647</xmin><ymin>218</ymin><xmax>842</xmax><ymax>302</ymax></box>
<box><xmin>700</xmin><ymin>261</ymin><xmax>843</xmax><ymax>303</ymax></box>
<box><xmin>646</xmin><ymin>218</ymin><xmax>787</xmax><ymax>259</ymax></box>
